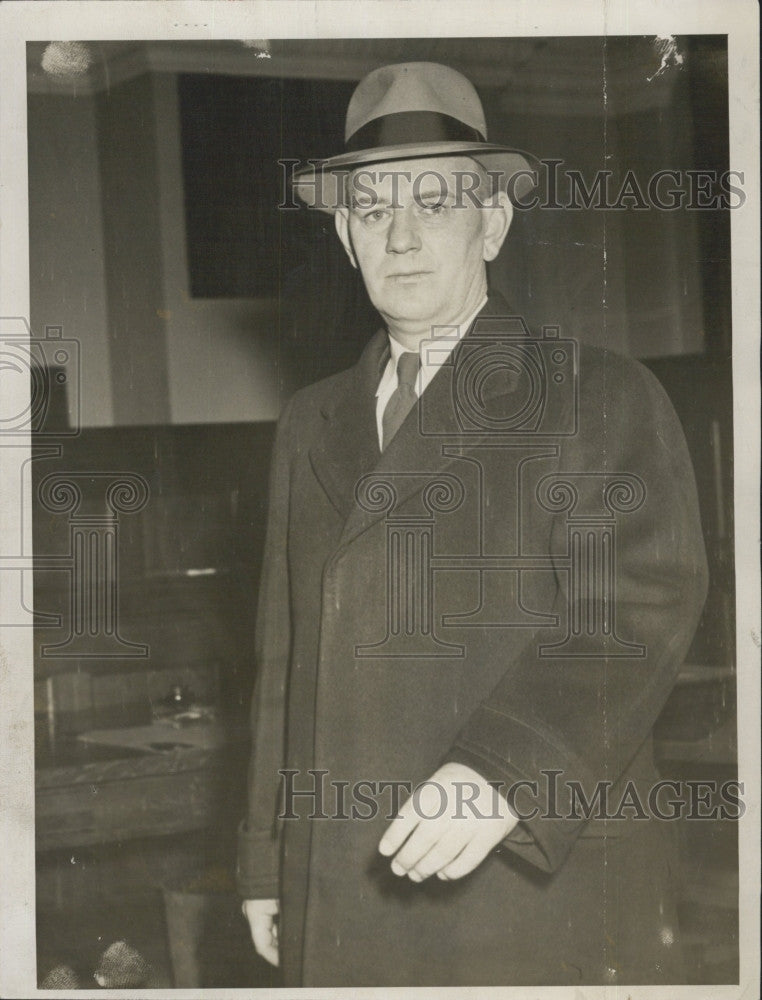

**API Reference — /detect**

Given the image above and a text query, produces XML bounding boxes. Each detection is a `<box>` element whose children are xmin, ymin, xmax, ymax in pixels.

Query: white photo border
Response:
<box><xmin>0</xmin><ymin>2</ymin><xmax>758</xmax><ymax>997</ymax></box>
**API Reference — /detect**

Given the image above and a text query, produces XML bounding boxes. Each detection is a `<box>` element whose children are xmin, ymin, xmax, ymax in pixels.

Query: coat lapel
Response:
<box><xmin>308</xmin><ymin>329</ymin><xmax>387</xmax><ymax>521</ymax></box>
<box><xmin>309</xmin><ymin>291</ymin><xmax>521</xmax><ymax>550</ymax></box>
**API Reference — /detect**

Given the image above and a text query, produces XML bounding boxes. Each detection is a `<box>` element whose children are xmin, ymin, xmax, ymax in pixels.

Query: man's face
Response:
<box><xmin>335</xmin><ymin>157</ymin><xmax>511</xmax><ymax>336</ymax></box>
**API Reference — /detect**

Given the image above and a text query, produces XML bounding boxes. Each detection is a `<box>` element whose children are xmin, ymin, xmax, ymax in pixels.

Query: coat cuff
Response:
<box><xmin>447</xmin><ymin>706</ymin><xmax>593</xmax><ymax>874</ymax></box>
<box><xmin>235</xmin><ymin>821</ymin><xmax>281</xmax><ymax>899</ymax></box>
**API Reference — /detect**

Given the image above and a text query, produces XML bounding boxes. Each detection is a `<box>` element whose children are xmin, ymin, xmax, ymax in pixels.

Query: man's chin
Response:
<box><xmin>380</xmin><ymin>313</ymin><xmax>442</xmax><ymax>333</ymax></box>
<box><xmin>374</xmin><ymin>297</ymin><xmax>446</xmax><ymax>329</ymax></box>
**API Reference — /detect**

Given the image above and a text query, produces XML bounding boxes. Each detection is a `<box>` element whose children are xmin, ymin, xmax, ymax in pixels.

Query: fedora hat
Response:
<box><xmin>292</xmin><ymin>62</ymin><xmax>539</xmax><ymax>213</ymax></box>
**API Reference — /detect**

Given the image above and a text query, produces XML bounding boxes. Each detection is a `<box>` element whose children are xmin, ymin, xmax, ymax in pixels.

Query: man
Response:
<box><xmin>237</xmin><ymin>62</ymin><xmax>708</xmax><ymax>987</ymax></box>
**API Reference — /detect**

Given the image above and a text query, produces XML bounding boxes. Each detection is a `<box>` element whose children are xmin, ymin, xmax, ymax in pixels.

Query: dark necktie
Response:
<box><xmin>382</xmin><ymin>351</ymin><xmax>421</xmax><ymax>451</ymax></box>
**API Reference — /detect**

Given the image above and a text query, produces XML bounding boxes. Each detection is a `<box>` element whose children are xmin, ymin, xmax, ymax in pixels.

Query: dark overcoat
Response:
<box><xmin>237</xmin><ymin>294</ymin><xmax>708</xmax><ymax>987</ymax></box>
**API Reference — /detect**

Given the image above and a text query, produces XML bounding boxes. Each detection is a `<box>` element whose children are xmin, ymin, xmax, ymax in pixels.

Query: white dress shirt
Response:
<box><xmin>375</xmin><ymin>295</ymin><xmax>488</xmax><ymax>448</ymax></box>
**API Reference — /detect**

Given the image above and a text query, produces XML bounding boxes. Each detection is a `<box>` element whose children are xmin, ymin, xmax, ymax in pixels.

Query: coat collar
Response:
<box><xmin>309</xmin><ymin>289</ymin><xmax>517</xmax><ymax>549</ymax></box>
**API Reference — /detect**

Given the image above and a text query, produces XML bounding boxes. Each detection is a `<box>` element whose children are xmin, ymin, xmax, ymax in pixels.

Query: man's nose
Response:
<box><xmin>385</xmin><ymin>208</ymin><xmax>421</xmax><ymax>254</ymax></box>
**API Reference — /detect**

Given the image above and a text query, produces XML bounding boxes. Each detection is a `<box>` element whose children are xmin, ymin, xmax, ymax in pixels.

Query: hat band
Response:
<box><xmin>345</xmin><ymin>110</ymin><xmax>485</xmax><ymax>153</ymax></box>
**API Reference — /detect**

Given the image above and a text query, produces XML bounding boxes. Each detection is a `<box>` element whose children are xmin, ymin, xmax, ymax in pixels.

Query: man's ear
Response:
<box><xmin>334</xmin><ymin>206</ymin><xmax>358</xmax><ymax>269</ymax></box>
<box><xmin>482</xmin><ymin>190</ymin><xmax>513</xmax><ymax>262</ymax></box>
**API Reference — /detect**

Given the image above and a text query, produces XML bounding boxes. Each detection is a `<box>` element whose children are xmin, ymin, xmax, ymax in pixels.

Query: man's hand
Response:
<box><xmin>242</xmin><ymin>898</ymin><xmax>280</xmax><ymax>967</ymax></box>
<box><xmin>378</xmin><ymin>762</ymin><xmax>519</xmax><ymax>882</ymax></box>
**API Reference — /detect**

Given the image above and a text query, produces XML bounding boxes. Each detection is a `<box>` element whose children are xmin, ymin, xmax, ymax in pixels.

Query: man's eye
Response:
<box><xmin>419</xmin><ymin>202</ymin><xmax>447</xmax><ymax>215</ymax></box>
<box><xmin>360</xmin><ymin>208</ymin><xmax>389</xmax><ymax>224</ymax></box>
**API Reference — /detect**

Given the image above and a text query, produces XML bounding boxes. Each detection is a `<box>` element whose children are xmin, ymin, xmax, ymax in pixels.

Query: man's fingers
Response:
<box><xmin>388</xmin><ymin>823</ymin><xmax>441</xmax><ymax>875</ymax></box>
<box><xmin>408</xmin><ymin>832</ymin><xmax>467</xmax><ymax>881</ymax></box>
<box><xmin>379</xmin><ymin>778</ymin><xmax>453</xmax><ymax>860</ymax></box>
<box><xmin>380</xmin><ymin>766</ymin><xmax>517</xmax><ymax>881</ymax></box>
<box><xmin>256</xmin><ymin>939</ymin><xmax>280</xmax><ymax>967</ymax></box>
<box><xmin>378</xmin><ymin>805</ymin><xmax>418</xmax><ymax>858</ymax></box>
<box><xmin>249</xmin><ymin>915</ymin><xmax>280</xmax><ymax>967</ymax></box>
<box><xmin>242</xmin><ymin>901</ymin><xmax>280</xmax><ymax>968</ymax></box>
<box><xmin>437</xmin><ymin>840</ymin><xmax>489</xmax><ymax>881</ymax></box>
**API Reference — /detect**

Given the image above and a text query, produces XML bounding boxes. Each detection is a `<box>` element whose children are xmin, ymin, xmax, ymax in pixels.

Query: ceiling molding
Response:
<box><xmin>26</xmin><ymin>38</ymin><xmax>685</xmax><ymax>116</ymax></box>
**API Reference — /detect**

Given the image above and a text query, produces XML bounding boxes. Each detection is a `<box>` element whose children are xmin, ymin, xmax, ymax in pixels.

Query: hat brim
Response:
<box><xmin>292</xmin><ymin>142</ymin><xmax>540</xmax><ymax>213</ymax></box>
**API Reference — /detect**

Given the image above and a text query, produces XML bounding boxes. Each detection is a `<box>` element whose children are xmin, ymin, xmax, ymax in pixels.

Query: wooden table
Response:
<box><xmin>36</xmin><ymin>721</ymin><xmax>248</xmax><ymax>851</ymax></box>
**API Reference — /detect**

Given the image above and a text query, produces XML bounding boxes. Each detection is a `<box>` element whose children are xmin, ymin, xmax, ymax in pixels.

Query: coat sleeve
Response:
<box><xmin>236</xmin><ymin>397</ymin><xmax>295</xmax><ymax>899</ymax></box>
<box><xmin>446</xmin><ymin>351</ymin><xmax>709</xmax><ymax>873</ymax></box>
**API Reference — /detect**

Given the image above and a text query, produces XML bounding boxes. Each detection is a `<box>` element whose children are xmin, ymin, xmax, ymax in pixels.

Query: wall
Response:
<box><xmin>151</xmin><ymin>74</ymin><xmax>285</xmax><ymax>424</ymax></box>
<box><xmin>27</xmin><ymin>92</ymin><xmax>113</xmax><ymax>427</ymax></box>
<box><xmin>28</xmin><ymin>77</ymin><xmax>287</xmax><ymax>428</ymax></box>
<box><xmin>95</xmin><ymin>73</ymin><xmax>171</xmax><ymax>425</ymax></box>
<box><xmin>483</xmin><ymin>82</ymin><xmax>705</xmax><ymax>358</ymax></box>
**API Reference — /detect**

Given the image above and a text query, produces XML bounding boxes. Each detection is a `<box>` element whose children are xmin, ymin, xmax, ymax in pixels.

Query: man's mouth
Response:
<box><xmin>386</xmin><ymin>271</ymin><xmax>432</xmax><ymax>281</ymax></box>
